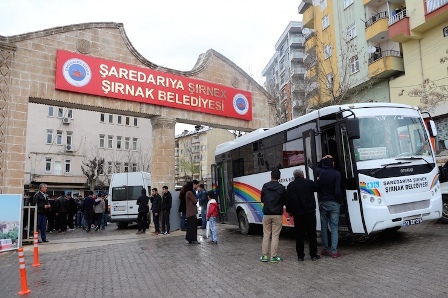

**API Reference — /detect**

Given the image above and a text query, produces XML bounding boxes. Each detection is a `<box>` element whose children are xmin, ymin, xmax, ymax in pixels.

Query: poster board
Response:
<box><xmin>0</xmin><ymin>194</ymin><xmax>23</xmax><ymax>252</ymax></box>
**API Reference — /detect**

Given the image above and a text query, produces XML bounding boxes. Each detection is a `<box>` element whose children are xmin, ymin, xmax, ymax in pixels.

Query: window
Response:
<box><xmin>350</xmin><ymin>55</ymin><xmax>359</xmax><ymax>73</ymax></box>
<box><xmin>132</xmin><ymin>138</ymin><xmax>138</xmax><ymax>150</ymax></box>
<box><xmin>66</xmin><ymin>132</ymin><xmax>72</xmax><ymax>145</ymax></box>
<box><xmin>99</xmin><ymin>134</ymin><xmax>105</xmax><ymax>148</ymax></box>
<box><xmin>65</xmin><ymin>159</ymin><xmax>71</xmax><ymax>173</ymax></box>
<box><xmin>324</xmin><ymin>44</ymin><xmax>332</xmax><ymax>59</ymax></box>
<box><xmin>117</xmin><ymin>115</ymin><xmax>122</xmax><ymax>125</ymax></box>
<box><xmin>67</xmin><ymin>109</ymin><xmax>73</xmax><ymax>119</ymax></box>
<box><xmin>47</xmin><ymin>129</ymin><xmax>53</xmax><ymax>144</ymax></box>
<box><xmin>132</xmin><ymin>163</ymin><xmax>137</xmax><ymax>172</ymax></box>
<box><xmin>326</xmin><ymin>73</ymin><xmax>334</xmax><ymax>88</ymax></box>
<box><xmin>48</xmin><ymin>106</ymin><xmax>54</xmax><ymax>117</ymax></box>
<box><xmin>117</xmin><ymin>136</ymin><xmax>122</xmax><ymax>150</ymax></box>
<box><xmin>133</xmin><ymin>118</ymin><xmax>138</xmax><ymax>127</ymax></box>
<box><xmin>125</xmin><ymin>116</ymin><xmax>130</xmax><ymax>126</ymax></box>
<box><xmin>108</xmin><ymin>135</ymin><xmax>113</xmax><ymax>149</ymax></box>
<box><xmin>108</xmin><ymin>114</ymin><xmax>113</xmax><ymax>124</ymax></box>
<box><xmin>346</xmin><ymin>23</ymin><xmax>356</xmax><ymax>40</ymax></box>
<box><xmin>45</xmin><ymin>158</ymin><xmax>52</xmax><ymax>172</ymax></box>
<box><xmin>343</xmin><ymin>0</ymin><xmax>353</xmax><ymax>9</ymax></box>
<box><xmin>56</xmin><ymin>130</ymin><xmax>63</xmax><ymax>145</ymax></box>
<box><xmin>124</xmin><ymin>162</ymin><xmax>129</xmax><ymax>172</ymax></box>
<box><xmin>320</xmin><ymin>0</ymin><xmax>327</xmax><ymax>10</ymax></box>
<box><xmin>125</xmin><ymin>137</ymin><xmax>130</xmax><ymax>150</ymax></box>
<box><xmin>322</xmin><ymin>15</ymin><xmax>330</xmax><ymax>29</ymax></box>
<box><xmin>57</xmin><ymin>108</ymin><xmax>63</xmax><ymax>118</ymax></box>
<box><xmin>100</xmin><ymin>113</ymin><xmax>105</xmax><ymax>123</ymax></box>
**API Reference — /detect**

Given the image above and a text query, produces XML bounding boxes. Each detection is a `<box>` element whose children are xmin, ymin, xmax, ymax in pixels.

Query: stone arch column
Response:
<box><xmin>150</xmin><ymin>116</ymin><xmax>176</xmax><ymax>191</ymax></box>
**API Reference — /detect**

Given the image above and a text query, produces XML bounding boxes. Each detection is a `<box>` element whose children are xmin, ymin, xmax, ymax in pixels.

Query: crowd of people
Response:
<box><xmin>32</xmin><ymin>185</ymin><xmax>109</xmax><ymax>243</ymax></box>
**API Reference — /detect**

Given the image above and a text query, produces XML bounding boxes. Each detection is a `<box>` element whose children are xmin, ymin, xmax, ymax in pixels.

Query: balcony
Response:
<box><xmin>368</xmin><ymin>50</ymin><xmax>404</xmax><ymax>78</ymax></box>
<box><xmin>424</xmin><ymin>0</ymin><xmax>448</xmax><ymax>29</ymax></box>
<box><xmin>290</xmin><ymin>36</ymin><xmax>305</xmax><ymax>47</ymax></box>
<box><xmin>302</xmin><ymin>5</ymin><xmax>315</xmax><ymax>29</ymax></box>
<box><xmin>306</xmin><ymin>65</ymin><xmax>317</xmax><ymax>79</ymax></box>
<box><xmin>290</xmin><ymin>50</ymin><xmax>305</xmax><ymax>62</ymax></box>
<box><xmin>291</xmin><ymin>66</ymin><xmax>306</xmax><ymax>77</ymax></box>
<box><xmin>365</xmin><ymin>11</ymin><xmax>389</xmax><ymax>42</ymax></box>
<box><xmin>305</xmin><ymin>32</ymin><xmax>316</xmax><ymax>52</ymax></box>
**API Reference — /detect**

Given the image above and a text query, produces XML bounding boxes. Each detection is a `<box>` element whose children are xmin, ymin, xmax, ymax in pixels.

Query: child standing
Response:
<box><xmin>206</xmin><ymin>190</ymin><xmax>219</xmax><ymax>244</ymax></box>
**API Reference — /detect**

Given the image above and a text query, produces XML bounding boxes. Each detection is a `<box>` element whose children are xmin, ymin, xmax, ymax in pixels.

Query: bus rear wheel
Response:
<box><xmin>238</xmin><ymin>210</ymin><xmax>251</xmax><ymax>235</ymax></box>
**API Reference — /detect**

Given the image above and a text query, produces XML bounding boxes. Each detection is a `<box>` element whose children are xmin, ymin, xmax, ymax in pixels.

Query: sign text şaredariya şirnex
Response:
<box><xmin>99</xmin><ymin>64</ymin><xmax>225</xmax><ymax>111</ymax></box>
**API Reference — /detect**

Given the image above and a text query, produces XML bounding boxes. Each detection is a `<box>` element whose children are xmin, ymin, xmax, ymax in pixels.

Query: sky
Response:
<box><xmin>0</xmin><ymin>0</ymin><xmax>302</xmax><ymax>133</ymax></box>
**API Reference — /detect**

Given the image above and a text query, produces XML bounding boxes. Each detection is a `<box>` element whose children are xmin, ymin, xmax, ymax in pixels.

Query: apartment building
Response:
<box><xmin>262</xmin><ymin>21</ymin><xmax>307</xmax><ymax>121</ymax></box>
<box><xmin>25</xmin><ymin>103</ymin><xmax>152</xmax><ymax>196</ymax></box>
<box><xmin>299</xmin><ymin>0</ymin><xmax>395</xmax><ymax>108</ymax></box>
<box><xmin>384</xmin><ymin>0</ymin><xmax>448</xmax><ymax>148</ymax></box>
<box><xmin>175</xmin><ymin>127</ymin><xmax>234</xmax><ymax>189</ymax></box>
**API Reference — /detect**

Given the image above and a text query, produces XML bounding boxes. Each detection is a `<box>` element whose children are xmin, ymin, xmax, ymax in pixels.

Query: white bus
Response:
<box><xmin>212</xmin><ymin>103</ymin><xmax>443</xmax><ymax>235</ymax></box>
<box><xmin>109</xmin><ymin>172</ymin><xmax>151</xmax><ymax>229</ymax></box>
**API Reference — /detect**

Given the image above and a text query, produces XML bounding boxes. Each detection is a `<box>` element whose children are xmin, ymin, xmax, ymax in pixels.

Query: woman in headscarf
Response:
<box><xmin>185</xmin><ymin>181</ymin><xmax>199</xmax><ymax>244</ymax></box>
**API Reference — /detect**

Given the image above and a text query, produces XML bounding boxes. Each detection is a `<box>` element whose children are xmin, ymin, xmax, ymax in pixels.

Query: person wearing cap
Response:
<box><xmin>317</xmin><ymin>155</ymin><xmax>342</xmax><ymax>258</ymax></box>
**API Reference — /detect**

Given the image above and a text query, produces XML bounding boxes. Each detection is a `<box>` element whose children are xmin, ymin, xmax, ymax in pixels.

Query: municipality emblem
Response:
<box><xmin>62</xmin><ymin>58</ymin><xmax>92</xmax><ymax>87</ymax></box>
<box><xmin>233</xmin><ymin>93</ymin><xmax>249</xmax><ymax>115</ymax></box>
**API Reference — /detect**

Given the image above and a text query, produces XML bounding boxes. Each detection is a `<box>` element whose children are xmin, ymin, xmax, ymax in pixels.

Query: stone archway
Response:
<box><xmin>0</xmin><ymin>22</ymin><xmax>275</xmax><ymax>194</ymax></box>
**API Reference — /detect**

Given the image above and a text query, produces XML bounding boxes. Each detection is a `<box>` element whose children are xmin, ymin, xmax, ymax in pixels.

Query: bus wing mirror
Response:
<box><xmin>428</xmin><ymin>120</ymin><xmax>437</xmax><ymax>137</ymax></box>
<box><xmin>346</xmin><ymin>118</ymin><xmax>360</xmax><ymax>139</ymax></box>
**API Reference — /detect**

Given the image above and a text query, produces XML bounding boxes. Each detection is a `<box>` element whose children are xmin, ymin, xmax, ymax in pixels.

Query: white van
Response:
<box><xmin>109</xmin><ymin>172</ymin><xmax>151</xmax><ymax>229</ymax></box>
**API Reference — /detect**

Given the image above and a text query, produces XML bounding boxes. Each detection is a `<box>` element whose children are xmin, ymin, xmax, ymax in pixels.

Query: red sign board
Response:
<box><xmin>55</xmin><ymin>50</ymin><xmax>252</xmax><ymax>120</ymax></box>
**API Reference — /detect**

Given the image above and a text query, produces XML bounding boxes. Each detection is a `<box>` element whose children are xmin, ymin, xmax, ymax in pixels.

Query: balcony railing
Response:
<box><xmin>365</xmin><ymin>11</ymin><xmax>388</xmax><ymax>28</ymax></box>
<box><xmin>389</xmin><ymin>9</ymin><xmax>407</xmax><ymax>25</ymax></box>
<box><xmin>368</xmin><ymin>50</ymin><xmax>403</xmax><ymax>64</ymax></box>
<box><xmin>426</xmin><ymin>0</ymin><xmax>448</xmax><ymax>14</ymax></box>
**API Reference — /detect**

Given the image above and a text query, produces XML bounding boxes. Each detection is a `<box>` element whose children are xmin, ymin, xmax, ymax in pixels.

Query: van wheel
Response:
<box><xmin>116</xmin><ymin>222</ymin><xmax>128</xmax><ymax>229</ymax></box>
<box><xmin>238</xmin><ymin>210</ymin><xmax>251</xmax><ymax>235</ymax></box>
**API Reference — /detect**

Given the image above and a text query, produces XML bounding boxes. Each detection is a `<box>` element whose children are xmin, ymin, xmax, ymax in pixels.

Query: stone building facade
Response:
<box><xmin>0</xmin><ymin>22</ymin><xmax>274</xmax><ymax>194</ymax></box>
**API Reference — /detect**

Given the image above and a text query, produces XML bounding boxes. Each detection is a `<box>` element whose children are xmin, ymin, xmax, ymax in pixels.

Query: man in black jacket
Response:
<box><xmin>286</xmin><ymin>169</ymin><xmax>320</xmax><ymax>261</ymax></box>
<box><xmin>33</xmin><ymin>183</ymin><xmax>51</xmax><ymax>243</ymax></box>
<box><xmin>260</xmin><ymin>169</ymin><xmax>286</xmax><ymax>263</ymax></box>
<box><xmin>136</xmin><ymin>188</ymin><xmax>150</xmax><ymax>234</ymax></box>
<box><xmin>317</xmin><ymin>155</ymin><xmax>342</xmax><ymax>258</ymax></box>
<box><xmin>150</xmin><ymin>188</ymin><xmax>162</xmax><ymax>235</ymax></box>
<box><xmin>56</xmin><ymin>191</ymin><xmax>68</xmax><ymax>233</ymax></box>
<box><xmin>161</xmin><ymin>186</ymin><xmax>172</xmax><ymax>235</ymax></box>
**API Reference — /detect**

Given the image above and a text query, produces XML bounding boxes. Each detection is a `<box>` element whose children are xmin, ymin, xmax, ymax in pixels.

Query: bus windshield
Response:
<box><xmin>353</xmin><ymin>115</ymin><xmax>432</xmax><ymax>162</ymax></box>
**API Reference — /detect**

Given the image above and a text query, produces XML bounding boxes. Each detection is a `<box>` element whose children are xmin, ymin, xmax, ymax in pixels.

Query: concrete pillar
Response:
<box><xmin>150</xmin><ymin>116</ymin><xmax>176</xmax><ymax>191</ymax></box>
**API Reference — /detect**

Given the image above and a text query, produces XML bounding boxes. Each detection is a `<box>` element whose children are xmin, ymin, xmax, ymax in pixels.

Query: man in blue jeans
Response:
<box><xmin>317</xmin><ymin>155</ymin><xmax>341</xmax><ymax>258</ymax></box>
<box><xmin>197</xmin><ymin>184</ymin><xmax>208</xmax><ymax>229</ymax></box>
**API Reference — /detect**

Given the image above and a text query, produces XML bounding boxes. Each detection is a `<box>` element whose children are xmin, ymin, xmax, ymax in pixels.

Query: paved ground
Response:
<box><xmin>0</xmin><ymin>220</ymin><xmax>447</xmax><ymax>297</ymax></box>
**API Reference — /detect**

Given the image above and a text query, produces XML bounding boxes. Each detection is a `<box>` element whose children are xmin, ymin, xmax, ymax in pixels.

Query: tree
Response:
<box><xmin>300</xmin><ymin>31</ymin><xmax>383</xmax><ymax>111</ymax></box>
<box><xmin>81</xmin><ymin>156</ymin><xmax>105</xmax><ymax>191</ymax></box>
<box><xmin>398</xmin><ymin>48</ymin><xmax>448</xmax><ymax>111</ymax></box>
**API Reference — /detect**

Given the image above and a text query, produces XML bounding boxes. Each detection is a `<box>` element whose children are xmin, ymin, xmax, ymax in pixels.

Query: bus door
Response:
<box><xmin>212</xmin><ymin>161</ymin><xmax>237</xmax><ymax>224</ymax></box>
<box><xmin>334</xmin><ymin>122</ymin><xmax>365</xmax><ymax>234</ymax></box>
<box><xmin>302</xmin><ymin>129</ymin><xmax>321</xmax><ymax>230</ymax></box>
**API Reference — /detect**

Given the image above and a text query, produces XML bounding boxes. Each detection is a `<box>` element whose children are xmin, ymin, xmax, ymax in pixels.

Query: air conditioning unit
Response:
<box><xmin>65</xmin><ymin>144</ymin><xmax>73</xmax><ymax>152</ymax></box>
<box><xmin>62</xmin><ymin>117</ymin><xmax>71</xmax><ymax>124</ymax></box>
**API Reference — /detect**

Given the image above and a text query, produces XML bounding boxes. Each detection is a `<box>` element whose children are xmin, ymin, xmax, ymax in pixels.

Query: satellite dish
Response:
<box><xmin>302</xmin><ymin>28</ymin><xmax>311</xmax><ymax>35</ymax></box>
<box><xmin>367</xmin><ymin>46</ymin><xmax>377</xmax><ymax>53</ymax></box>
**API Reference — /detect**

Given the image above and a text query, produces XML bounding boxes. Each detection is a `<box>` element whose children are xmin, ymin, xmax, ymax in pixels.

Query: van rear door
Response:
<box><xmin>110</xmin><ymin>185</ymin><xmax>141</xmax><ymax>220</ymax></box>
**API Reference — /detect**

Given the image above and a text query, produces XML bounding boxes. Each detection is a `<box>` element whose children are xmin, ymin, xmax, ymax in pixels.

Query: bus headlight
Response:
<box><xmin>378</xmin><ymin>199</ymin><xmax>382</xmax><ymax>204</ymax></box>
<box><xmin>370</xmin><ymin>197</ymin><xmax>375</xmax><ymax>203</ymax></box>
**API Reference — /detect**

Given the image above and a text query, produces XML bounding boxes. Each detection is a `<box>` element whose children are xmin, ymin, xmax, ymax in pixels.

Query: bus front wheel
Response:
<box><xmin>238</xmin><ymin>210</ymin><xmax>251</xmax><ymax>235</ymax></box>
<box><xmin>440</xmin><ymin>196</ymin><xmax>448</xmax><ymax>224</ymax></box>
